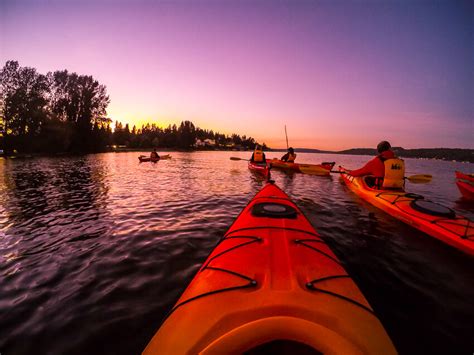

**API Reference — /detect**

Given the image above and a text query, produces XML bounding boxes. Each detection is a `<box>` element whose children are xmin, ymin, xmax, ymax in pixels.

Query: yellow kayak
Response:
<box><xmin>269</xmin><ymin>159</ymin><xmax>335</xmax><ymax>175</ymax></box>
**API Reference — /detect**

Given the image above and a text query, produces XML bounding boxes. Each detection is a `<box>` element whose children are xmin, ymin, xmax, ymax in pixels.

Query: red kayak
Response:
<box><xmin>455</xmin><ymin>171</ymin><xmax>474</xmax><ymax>200</ymax></box>
<box><xmin>144</xmin><ymin>182</ymin><xmax>396</xmax><ymax>354</ymax></box>
<box><xmin>248</xmin><ymin>161</ymin><xmax>270</xmax><ymax>178</ymax></box>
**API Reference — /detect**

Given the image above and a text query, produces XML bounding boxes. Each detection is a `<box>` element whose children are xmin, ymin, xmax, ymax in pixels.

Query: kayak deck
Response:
<box><xmin>269</xmin><ymin>159</ymin><xmax>335</xmax><ymax>175</ymax></box>
<box><xmin>455</xmin><ymin>171</ymin><xmax>474</xmax><ymax>182</ymax></box>
<box><xmin>248</xmin><ymin>161</ymin><xmax>270</xmax><ymax>178</ymax></box>
<box><xmin>144</xmin><ymin>182</ymin><xmax>396</xmax><ymax>354</ymax></box>
<box><xmin>455</xmin><ymin>171</ymin><xmax>474</xmax><ymax>200</ymax></box>
<box><xmin>340</xmin><ymin>167</ymin><xmax>474</xmax><ymax>255</ymax></box>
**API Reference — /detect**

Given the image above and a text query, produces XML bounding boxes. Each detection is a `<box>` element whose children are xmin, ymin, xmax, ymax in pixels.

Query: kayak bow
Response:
<box><xmin>144</xmin><ymin>182</ymin><xmax>396</xmax><ymax>354</ymax></box>
<box><xmin>455</xmin><ymin>171</ymin><xmax>474</xmax><ymax>200</ymax></box>
<box><xmin>248</xmin><ymin>161</ymin><xmax>270</xmax><ymax>179</ymax></box>
<box><xmin>339</xmin><ymin>167</ymin><xmax>473</xmax><ymax>255</ymax></box>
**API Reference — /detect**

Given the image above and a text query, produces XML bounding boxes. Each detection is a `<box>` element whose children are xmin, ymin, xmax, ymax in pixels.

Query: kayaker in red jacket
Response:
<box><xmin>345</xmin><ymin>141</ymin><xmax>400</xmax><ymax>189</ymax></box>
<box><xmin>350</xmin><ymin>141</ymin><xmax>395</xmax><ymax>178</ymax></box>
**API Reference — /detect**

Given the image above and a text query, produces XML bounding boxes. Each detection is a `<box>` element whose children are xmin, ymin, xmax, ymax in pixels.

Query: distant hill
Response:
<box><xmin>269</xmin><ymin>147</ymin><xmax>474</xmax><ymax>163</ymax></box>
<box><xmin>269</xmin><ymin>148</ymin><xmax>333</xmax><ymax>154</ymax></box>
<box><xmin>337</xmin><ymin>147</ymin><xmax>474</xmax><ymax>163</ymax></box>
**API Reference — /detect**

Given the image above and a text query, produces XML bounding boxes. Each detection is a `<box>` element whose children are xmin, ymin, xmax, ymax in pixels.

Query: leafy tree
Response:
<box><xmin>177</xmin><ymin>120</ymin><xmax>196</xmax><ymax>149</ymax></box>
<box><xmin>0</xmin><ymin>61</ymin><xmax>50</xmax><ymax>152</ymax></box>
<box><xmin>0</xmin><ymin>60</ymin><xmax>262</xmax><ymax>154</ymax></box>
<box><xmin>49</xmin><ymin>69</ymin><xmax>110</xmax><ymax>151</ymax></box>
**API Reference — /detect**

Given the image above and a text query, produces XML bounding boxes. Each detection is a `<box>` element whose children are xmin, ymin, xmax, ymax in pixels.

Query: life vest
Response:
<box><xmin>381</xmin><ymin>158</ymin><xmax>405</xmax><ymax>189</ymax></box>
<box><xmin>253</xmin><ymin>149</ymin><xmax>264</xmax><ymax>162</ymax></box>
<box><xmin>287</xmin><ymin>153</ymin><xmax>297</xmax><ymax>163</ymax></box>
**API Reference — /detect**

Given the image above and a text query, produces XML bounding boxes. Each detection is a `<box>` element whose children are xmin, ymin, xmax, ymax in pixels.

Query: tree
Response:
<box><xmin>49</xmin><ymin>69</ymin><xmax>110</xmax><ymax>151</ymax></box>
<box><xmin>0</xmin><ymin>61</ymin><xmax>50</xmax><ymax>152</ymax></box>
<box><xmin>177</xmin><ymin>120</ymin><xmax>196</xmax><ymax>149</ymax></box>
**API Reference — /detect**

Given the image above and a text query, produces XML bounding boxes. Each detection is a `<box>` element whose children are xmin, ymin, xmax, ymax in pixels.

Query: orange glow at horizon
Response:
<box><xmin>108</xmin><ymin>106</ymin><xmax>365</xmax><ymax>151</ymax></box>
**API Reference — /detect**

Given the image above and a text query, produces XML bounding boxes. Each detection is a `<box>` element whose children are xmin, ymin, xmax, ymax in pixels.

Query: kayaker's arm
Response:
<box><xmin>349</xmin><ymin>157</ymin><xmax>381</xmax><ymax>177</ymax></box>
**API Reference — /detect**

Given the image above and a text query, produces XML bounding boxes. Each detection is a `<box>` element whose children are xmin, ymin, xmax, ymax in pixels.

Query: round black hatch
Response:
<box><xmin>410</xmin><ymin>200</ymin><xmax>456</xmax><ymax>218</ymax></box>
<box><xmin>251</xmin><ymin>203</ymin><xmax>297</xmax><ymax>219</ymax></box>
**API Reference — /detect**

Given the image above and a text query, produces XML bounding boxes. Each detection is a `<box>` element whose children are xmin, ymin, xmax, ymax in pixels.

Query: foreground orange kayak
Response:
<box><xmin>455</xmin><ymin>171</ymin><xmax>474</xmax><ymax>200</ymax></box>
<box><xmin>144</xmin><ymin>182</ymin><xmax>396</xmax><ymax>354</ymax></box>
<box><xmin>340</xmin><ymin>167</ymin><xmax>473</xmax><ymax>256</ymax></box>
<box><xmin>269</xmin><ymin>159</ymin><xmax>335</xmax><ymax>175</ymax></box>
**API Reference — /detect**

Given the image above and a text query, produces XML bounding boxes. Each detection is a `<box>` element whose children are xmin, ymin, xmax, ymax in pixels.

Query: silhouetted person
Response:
<box><xmin>150</xmin><ymin>148</ymin><xmax>160</xmax><ymax>160</ymax></box>
<box><xmin>281</xmin><ymin>147</ymin><xmax>296</xmax><ymax>162</ymax></box>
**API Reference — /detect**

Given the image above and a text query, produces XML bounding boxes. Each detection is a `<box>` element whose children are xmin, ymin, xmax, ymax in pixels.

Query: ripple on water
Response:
<box><xmin>0</xmin><ymin>152</ymin><xmax>473</xmax><ymax>354</ymax></box>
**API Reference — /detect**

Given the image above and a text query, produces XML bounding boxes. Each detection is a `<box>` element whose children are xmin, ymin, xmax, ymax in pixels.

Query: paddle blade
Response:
<box><xmin>406</xmin><ymin>174</ymin><xmax>432</xmax><ymax>183</ymax></box>
<box><xmin>230</xmin><ymin>157</ymin><xmax>242</xmax><ymax>160</ymax></box>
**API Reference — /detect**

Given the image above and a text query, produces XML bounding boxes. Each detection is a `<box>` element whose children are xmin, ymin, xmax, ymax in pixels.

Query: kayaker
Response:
<box><xmin>281</xmin><ymin>147</ymin><xmax>296</xmax><ymax>162</ymax></box>
<box><xmin>346</xmin><ymin>141</ymin><xmax>405</xmax><ymax>189</ymax></box>
<box><xmin>250</xmin><ymin>145</ymin><xmax>266</xmax><ymax>163</ymax></box>
<box><xmin>150</xmin><ymin>148</ymin><xmax>160</xmax><ymax>160</ymax></box>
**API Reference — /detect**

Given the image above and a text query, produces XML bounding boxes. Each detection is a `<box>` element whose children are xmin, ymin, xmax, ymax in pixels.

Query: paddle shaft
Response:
<box><xmin>230</xmin><ymin>157</ymin><xmax>250</xmax><ymax>161</ymax></box>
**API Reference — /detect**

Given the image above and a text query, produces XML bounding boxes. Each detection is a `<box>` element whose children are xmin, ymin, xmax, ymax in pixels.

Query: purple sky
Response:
<box><xmin>1</xmin><ymin>0</ymin><xmax>472</xmax><ymax>149</ymax></box>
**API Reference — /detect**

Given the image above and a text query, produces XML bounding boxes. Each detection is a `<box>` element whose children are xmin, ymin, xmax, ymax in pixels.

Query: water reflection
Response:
<box><xmin>0</xmin><ymin>151</ymin><xmax>472</xmax><ymax>355</ymax></box>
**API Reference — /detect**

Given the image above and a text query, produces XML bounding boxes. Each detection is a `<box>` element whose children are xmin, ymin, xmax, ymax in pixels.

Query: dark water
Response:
<box><xmin>1</xmin><ymin>152</ymin><xmax>473</xmax><ymax>354</ymax></box>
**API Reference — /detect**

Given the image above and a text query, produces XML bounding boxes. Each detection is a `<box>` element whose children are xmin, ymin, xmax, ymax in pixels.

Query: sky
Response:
<box><xmin>1</xmin><ymin>0</ymin><xmax>472</xmax><ymax>150</ymax></box>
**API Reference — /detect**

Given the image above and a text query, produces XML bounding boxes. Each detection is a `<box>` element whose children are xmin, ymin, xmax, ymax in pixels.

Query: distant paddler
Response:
<box><xmin>150</xmin><ymin>148</ymin><xmax>160</xmax><ymax>160</ymax></box>
<box><xmin>250</xmin><ymin>144</ymin><xmax>267</xmax><ymax>163</ymax></box>
<box><xmin>280</xmin><ymin>147</ymin><xmax>296</xmax><ymax>163</ymax></box>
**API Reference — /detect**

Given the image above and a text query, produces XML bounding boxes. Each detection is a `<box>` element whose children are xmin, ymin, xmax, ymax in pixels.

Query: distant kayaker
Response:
<box><xmin>345</xmin><ymin>141</ymin><xmax>405</xmax><ymax>189</ymax></box>
<box><xmin>250</xmin><ymin>144</ymin><xmax>266</xmax><ymax>163</ymax></box>
<box><xmin>281</xmin><ymin>147</ymin><xmax>296</xmax><ymax>162</ymax></box>
<box><xmin>150</xmin><ymin>148</ymin><xmax>160</xmax><ymax>160</ymax></box>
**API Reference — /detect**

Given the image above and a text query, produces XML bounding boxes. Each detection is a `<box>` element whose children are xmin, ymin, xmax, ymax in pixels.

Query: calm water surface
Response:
<box><xmin>1</xmin><ymin>151</ymin><xmax>473</xmax><ymax>354</ymax></box>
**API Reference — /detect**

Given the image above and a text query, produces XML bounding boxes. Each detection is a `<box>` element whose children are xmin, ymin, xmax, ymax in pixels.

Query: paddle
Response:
<box><xmin>230</xmin><ymin>157</ymin><xmax>250</xmax><ymax>161</ymax></box>
<box><xmin>405</xmin><ymin>174</ymin><xmax>432</xmax><ymax>183</ymax></box>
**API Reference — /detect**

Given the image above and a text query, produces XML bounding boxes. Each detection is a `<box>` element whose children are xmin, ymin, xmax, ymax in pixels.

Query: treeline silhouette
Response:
<box><xmin>113</xmin><ymin>121</ymin><xmax>262</xmax><ymax>150</ymax></box>
<box><xmin>0</xmin><ymin>61</ymin><xmax>262</xmax><ymax>154</ymax></box>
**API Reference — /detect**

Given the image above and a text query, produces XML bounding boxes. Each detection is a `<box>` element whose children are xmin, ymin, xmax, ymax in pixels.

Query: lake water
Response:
<box><xmin>1</xmin><ymin>151</ymin><xmax>473</xmax><ymax>354</ymax></box>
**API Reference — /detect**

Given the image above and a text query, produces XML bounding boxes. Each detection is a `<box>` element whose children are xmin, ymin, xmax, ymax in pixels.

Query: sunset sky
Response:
<box><xmin>1</xmin><ymin>0</ymin><xmax>472</xmax><ymax>150</ymax></box>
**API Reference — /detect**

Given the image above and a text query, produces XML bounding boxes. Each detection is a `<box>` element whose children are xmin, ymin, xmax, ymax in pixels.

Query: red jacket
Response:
<box><xmin>350</xmin><ymin>150</ymin><xmax>396</xmax><ymax>178</ymax></box>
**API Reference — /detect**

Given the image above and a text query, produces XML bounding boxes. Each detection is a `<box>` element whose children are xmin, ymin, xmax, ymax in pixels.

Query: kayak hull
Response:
<box><xmin>269</xmin><ymin>159</ymin><xmax>335</xmax><ymax>175</ymax></box>
<box><xmin>455</xmin><ymin>171</ymin><xmax>474</xmax><ymax>200</ymax></box>
<box><xmin>455</xmin><ymin>171</ymin><xmax>474</xmax><ymax>182</ymax></box>
<box><xmin>248</xmin><ymin>161</ymin><xmax>270</xmax><ymax>178</ymax></box>
<box><xmin>144</xmin><ymin>182</ymin><xmax>396</xmax><ymax>354</ymax></box>
<box><xmin>138</xmin><ymin>154</ymin><xmax>171</xmax><ymax>162</ymax></box>
<box><xmin>339</xmin><ymin>167</ymin><xmax>473</xmax><ymax>255</ymax></box>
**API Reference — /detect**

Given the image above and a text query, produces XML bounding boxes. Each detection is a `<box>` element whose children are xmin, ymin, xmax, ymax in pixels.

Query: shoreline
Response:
<box><xmin>1</xmin><ymin>148</ymin><xmax>473</xmax><ymax>164</ymax></box>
